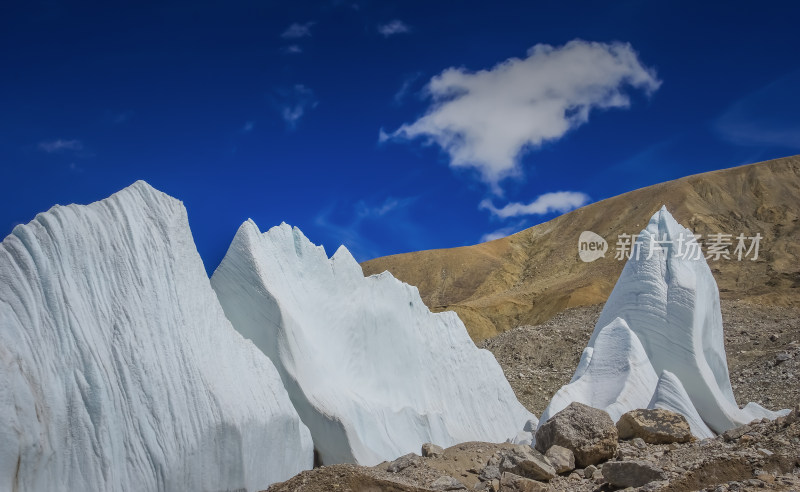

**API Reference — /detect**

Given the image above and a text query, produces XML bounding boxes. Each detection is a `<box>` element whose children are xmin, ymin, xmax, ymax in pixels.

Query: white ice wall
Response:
<box><xmin>0</xmin><ymin>182</ymin><xmax>313</xmax><ymax>492</ymax></box>
<box><xmin>211</xmin><ymin>221</ymin><xmax>535</xmax><ymax>466</ymax></box>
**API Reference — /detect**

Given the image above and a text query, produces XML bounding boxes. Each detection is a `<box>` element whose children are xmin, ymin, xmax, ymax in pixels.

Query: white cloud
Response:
<box><xmin>383</xmin><ymin>40</ymin><xmax>660</xmax><ymax>191</ymax></box>
<box><xmin>282</xmin><ymin>44</ymin><xmax>303</xmax><ymax>55</ymax></box>
<box><xmin>378</xmin><ymin>19</ymin><xmax>411</xmax><ymax>37</ymax></box>
<box><xmin>480</xmin><ymin>226</ymin><xmax>518</xmax><ymax>243</ymax></box>
<box><xmin>242</xmin><ymin>121</ymin><xmax>255</xmax><ymax>132</ymax></box>
<box><xmin>281</xmin><ymin>22</ymin><xmax>314</xmax><ymax>39</ymax></box>
<box><xmin>278</xmin><ymin>84</ymin><xmax>318</xmax><ymax>129</ymax></box>
<box><xmin>38</xmin><ymin>139</ymin><xmax>84</xmax><ymax>153</ymax></box>
<box><xmin>480</xmin><ymin>191</ymin><xmax>590</xmax><ymax>219</ymax></box>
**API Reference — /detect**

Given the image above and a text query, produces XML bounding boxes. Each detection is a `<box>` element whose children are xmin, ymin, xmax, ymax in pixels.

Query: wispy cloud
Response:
<box><xmin>355</xmin><ymin>196</ymin><xmax>415</xmax><ymax>219</ymax></box>
<box><xmin>242</xmin><ymin>121</ymin><xmax>255</xmax><ymax>132</ymax></box>
<box><xmin>714</xmin><ymin>69</ymin><xmax>800</xmax><ymax>150</ymax></box>
<box><xmin>314</xmin><ymin>196</ymin><xmax>418</xmax><ymax>261</ymax></box>
<box><xmin>382</xmin><ymin>40</ymin><xmax>660</xmax><ymax>193</ymax></box>
<box><xmin>276</xmin><ymin>84</ymin><xmax>318</xmax><ymax>129</ymax></box>
<box><xmin>378</xmin><ymin>19</ymin><xmax>411</xmax><ymax>37</ymax></box>
<box><xmin>480</xmin><ymin>225</ymin><xmax>518</xmax><ymax>243</ymax></box>
<box><xmin>112</xmin><ymin>111</ymin><xmax>133</xmax><ymax>124</ymax></box>
<box><xmin>281</xmin><ymin>22</ymin><xmax>315</xmax><ymax>39</ymax></box>
<box><xmin>38</xmin><ymin>139</ymin><xmax>84</xmax><ymax>153</ymax></box>
<box><xmin>480</xmin><ymin>191</ymin><xmax>590</xmax><ymax>219</ymax></box>
<box><xmin>393</xmin><ymin>72</ymin><xmax>422</xmax><ymax>105</ymax></box>
<box><xmin>282</xmin><ymin>44</ymin><xmax>303</xmax><ymax>55</ymax></box>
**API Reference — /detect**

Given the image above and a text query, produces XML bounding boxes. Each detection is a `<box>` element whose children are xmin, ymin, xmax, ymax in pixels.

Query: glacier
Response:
<box><xmin>0</xmin><ymin>182</ymin><xmax>313</xmax><ymax>491</ymax></box>
<box><xmin>210</xmin><ymin>220</ymin><xmax>535</xmax><ymax>466</ymax></box>
<box><xmin>540</xmin><ymin>206</ymin><xmax>787</xmax><ymax>436</ymax></box>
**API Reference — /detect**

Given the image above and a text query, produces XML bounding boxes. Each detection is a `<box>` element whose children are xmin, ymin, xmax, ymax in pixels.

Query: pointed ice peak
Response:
<box><xmin>112</xmin><ymin>179</ymin><xmax>180</xmax><ymax>208</ymax></box>
<box><xmin>637</xmin><ymin>204</ymin><xmax>699</xmax><ymax>259</ymax></box>
<box><xmin>544</xmin><ymin>206</ymin><xmax>788</xmax><ymax>438</ymax></box>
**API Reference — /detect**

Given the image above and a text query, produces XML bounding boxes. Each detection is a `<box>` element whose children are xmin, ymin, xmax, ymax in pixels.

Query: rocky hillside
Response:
<box><xmin>362</xmin><ymin>156</ymin><xmax>800</xmax><ymax>341</ymax></box>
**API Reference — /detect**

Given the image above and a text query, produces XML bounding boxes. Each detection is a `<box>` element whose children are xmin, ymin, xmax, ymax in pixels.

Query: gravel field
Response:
<box><xmin>481</xmin><ymin>300</ymin><xmax>800</xmax><ymax>417</ymax></box>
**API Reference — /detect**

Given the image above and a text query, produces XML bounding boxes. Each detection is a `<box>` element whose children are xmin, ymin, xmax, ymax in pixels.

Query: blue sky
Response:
<box><xmin>2</xmin><ymin>1</ymin><xmax>799</xmax><ymax>272</ymax></box>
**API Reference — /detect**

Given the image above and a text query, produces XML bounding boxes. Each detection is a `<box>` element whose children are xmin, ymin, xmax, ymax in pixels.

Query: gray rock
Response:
<box><xmin>535</xmin><ymin>402</ymin><xmax>618</xmax><ymax>467</ymax></box>
<box><xmin>500</xmin><ymin>445</ymin><xmax>556</xmax><ymax>481</ymax></box>
<box><xmin>478</xmin><ymin>465</ymin><xmax>501</xmax><ymax>482</ymax></box>
<box><xmin>722</xmin><ymin>424</ymin><xmax>752</xmax><ymax>442</ymax></box>
<box><xmin>430</xmin><ymin>475</ymin><xmax>467</xmax><ymax>490</ymax></box>
<box><xmin>583</xmin><ymin>464</ymin><xmax>597</xmax><ymax>479</ymax></box>
<box><xmin>387</xmin><ymin>453</ymin><xmax>420</xmax><ymax>473</ymax></box>
<box><xmin>523</xmin><ymin>419</ymin><xmax>538</xmax><ymax>432</ymax></box>
<box><xmin>499</xmin><ymin>472</ymin><xmax>548</xmax><ymax>492</ymax></box>
<box><xmin>787</xmin><ymin>404</ymin><xmax>800</xmax><ymax>423</ymax></box>
<box><xmin>591</xmin><ymin>467</ymin><xmax>604</xmax><ymax>484</ymax></box>
<box><xmin>639</xmin><ymin>481</ymin><xmax>671</xmax><ymax>492</ymax></box>
<box><xmin>545</xmin><ymin>445</ymin><xmax>575</xmax><ymax>474</ymax></box>
<box><xmin>602</xmin><ymin>460</ymin><xmax>667</xmax><ymax>488</ymax></box>
<box><xmin>632</xmin><ymin>437</ymin><xmax>647</xmax><ymax>450</ymax></box>
<box><xmin>422</xmin><ymin>442</ymin><xmax>445</xmax><ymax>458</ymax></box>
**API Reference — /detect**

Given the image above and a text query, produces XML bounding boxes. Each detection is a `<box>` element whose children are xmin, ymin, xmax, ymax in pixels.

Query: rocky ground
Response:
<box><xmin>266</xmin><ymin>405</ymin><xmax>800</xmax><ymax>491</ymax></box>
<box><xmin>481</xmin><ymin>300</ymin><xmax>800</xmax><ymax>417</ymax></box>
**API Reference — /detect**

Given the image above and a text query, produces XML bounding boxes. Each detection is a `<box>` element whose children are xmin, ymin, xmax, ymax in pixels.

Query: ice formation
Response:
<box><xmin>540</xmin><ymin>207</ymin><xmax>787</xmax><ymax>436</ymax></box>
<box><xmin>648</xmin><ymin>371</ymin><xmax>714</xmax><ymax>439</ymax></box>
<box><xmin>539</xmin><ymin>317</ymin><xmax>658</xmax><ymax>424</ymax></box>
<box><xmin>211</xmin><ymin>220</ymin><xmax>535</xmax><ymax>466</ymax></box>
<box><xmin>0</xmin><ymin>182</ymin><xmax>313</xmax><ymax>491</ymax></box>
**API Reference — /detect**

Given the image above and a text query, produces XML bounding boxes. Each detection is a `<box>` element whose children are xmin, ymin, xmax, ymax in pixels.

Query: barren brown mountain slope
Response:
<box><xmin>362</xmin><ymin>155</ymin><xmax>800</xmax><ymax>341</ymax></box>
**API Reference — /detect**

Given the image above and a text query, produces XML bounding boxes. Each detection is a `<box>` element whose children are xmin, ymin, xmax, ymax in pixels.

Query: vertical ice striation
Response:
<box><xmin>211</xmin><ymin>221</ymin><xmax>535</xmax><ymax>466</ymax></box>
<box><xmin>539</xmin><ymin>317</ymin><xmax>659</xmax><ymax>424</ymax></box>
<box><xmin>648</xmin><ymin>371</ymin><xmax>714</xmax><ymax>439</ymax></box>
<box><xmin>0</xmin><ymin>182</ymin><xmax>313</xmax><ymax>492</ymax></box>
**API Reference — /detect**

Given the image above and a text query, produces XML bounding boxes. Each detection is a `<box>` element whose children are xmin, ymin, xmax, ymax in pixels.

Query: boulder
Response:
<box><xmin>535</xmin><ymin>402</ymin><xmax>618</xmax><ymax>467</ymax></box>
<box><xmin>500</xmin><ymin>445</ymin><xmax>556</xmax><ymax>481</ymax></box>
<box><xmin>422</xmin><ymin>443</ymin><xmax>445</xmax><ymax>458</ymax></box>
<box><xmin>478</xmin><ymin>465</ymin><xmax>501</xmax><ymax>482</ymax></box>
<box><xmin>544</xmin><ymin>445</ymin><xmax>575</xmax><ymax>474</ymax></box>
<box><xmin>602</xmin><ymin>460</ymin><xmax>667</xmax><ymax>488</ymax></box>
<box><xmin>499</xmin><ymin>472</ymin><xmax>548</xmax><ymax>492</ymax></box>
<box><xmin>617</xmin><ymin>408</ymin><xmax>693</xmax><ymax>444</ymax></box>
<box><xmin>429</xmin><ymin>476</ymin><xmax>466</xmax><ymax>490</ymax></box>
<box><xmin>387</xmin><ymin>453</ymin><xmax>421</xmax><ymax>473</ymax></box>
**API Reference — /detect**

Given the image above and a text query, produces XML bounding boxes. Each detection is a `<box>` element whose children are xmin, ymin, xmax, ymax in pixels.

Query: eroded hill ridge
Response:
<box><xmin>362</xmin><ymin>155</ymin><xmax>800</xmax><ymax>341</ymax></box>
